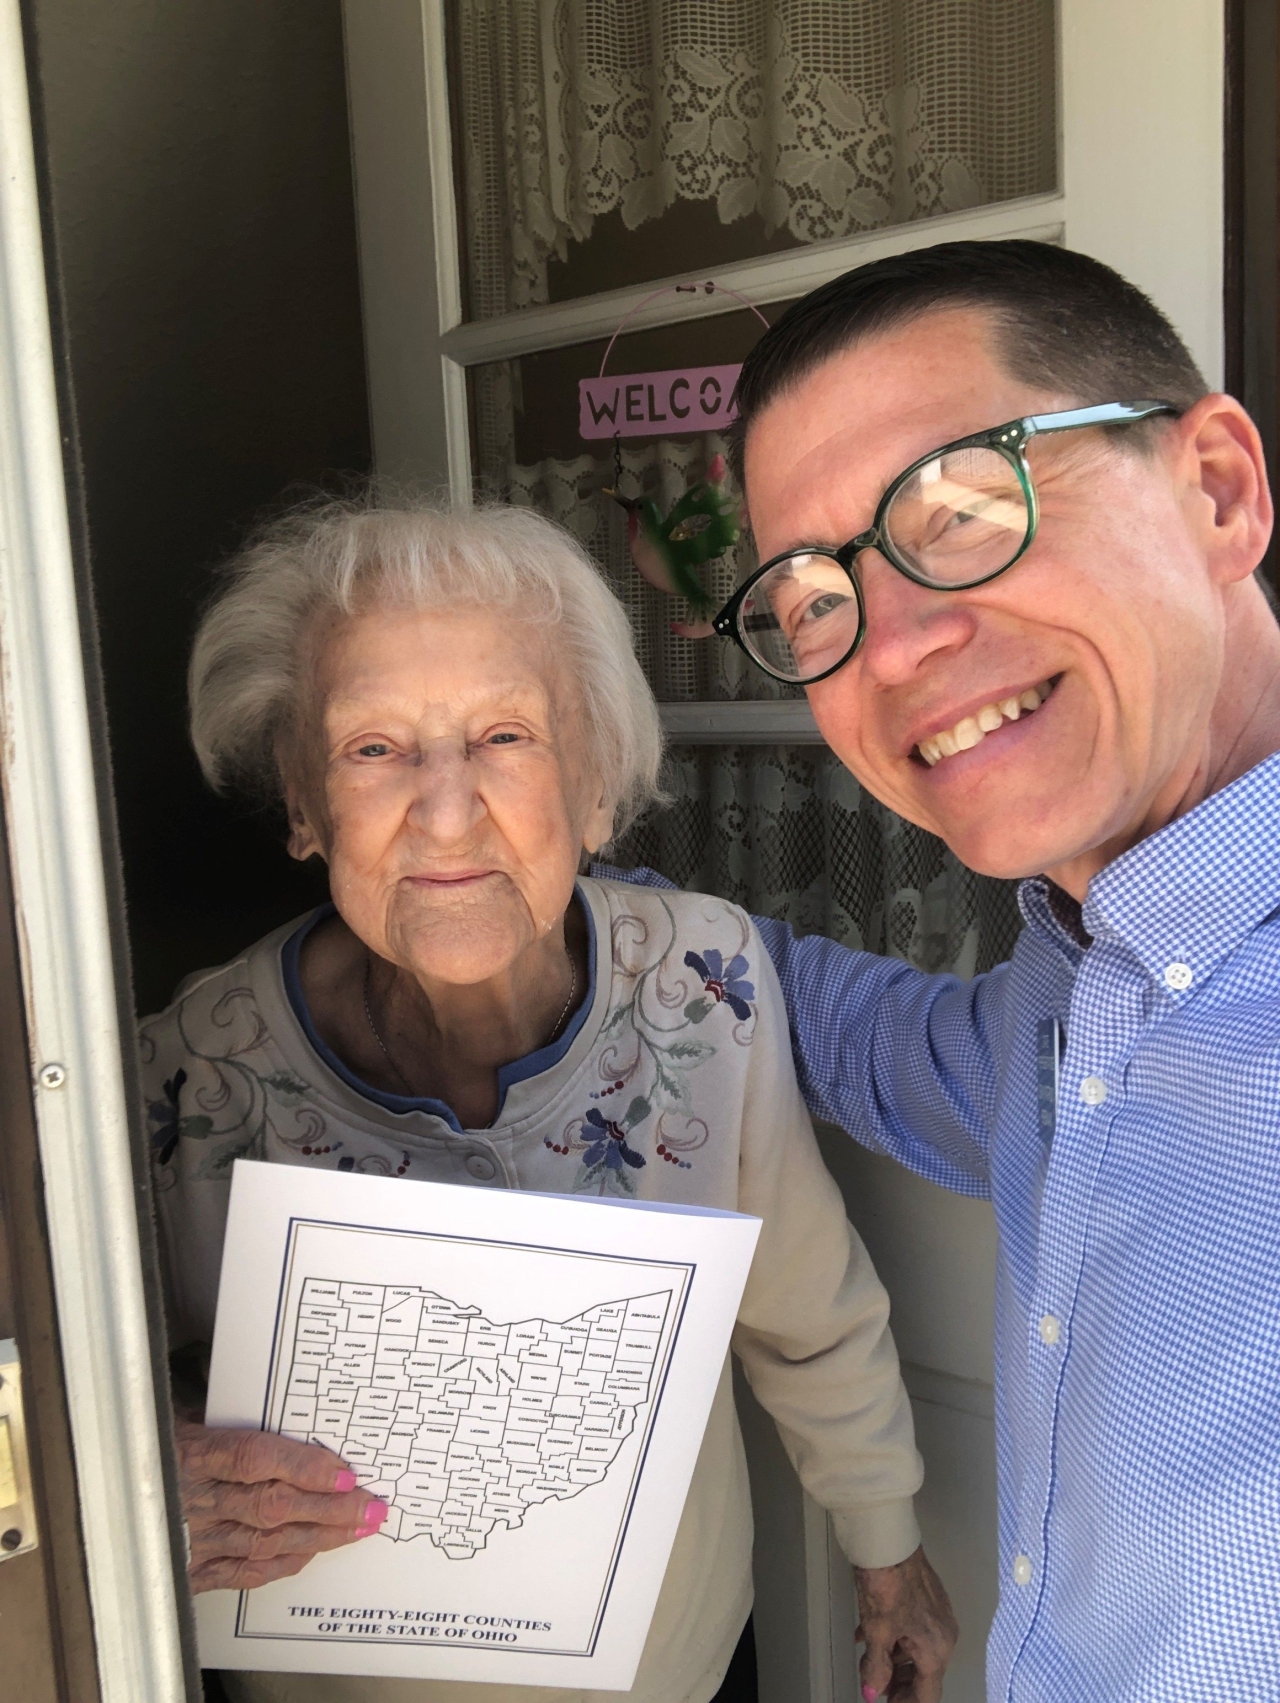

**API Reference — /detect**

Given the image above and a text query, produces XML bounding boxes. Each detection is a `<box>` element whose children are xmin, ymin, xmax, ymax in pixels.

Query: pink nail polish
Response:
<box><xmin>361</xmin><ymin>1499</ymin><xmax>389</xmax><ymax>1529</ymax></box>
<box><xmin>334</xmin><ymin>1469</ymin><xmax>357</xmax><ymax>1492</ymax></box>
<box><xmin>863</xmin><ymin>1688</ymin><xmax>879</xmax><ymax>1703</ymax></box>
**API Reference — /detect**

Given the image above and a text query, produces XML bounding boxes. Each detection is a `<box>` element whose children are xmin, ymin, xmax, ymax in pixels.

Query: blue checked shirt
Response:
<box><xmin>601</xmin><ymin>749</ymin><xmax>1280</xmax><ymax>1701</ymax></box>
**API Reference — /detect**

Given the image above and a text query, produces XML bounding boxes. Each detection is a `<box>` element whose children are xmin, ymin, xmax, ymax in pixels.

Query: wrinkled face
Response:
<box><xmin>744</xmin><ymin>309</ymin><xmax>1232</xmax><ymax>881</ymax></box>
<box><xmin>288</xmin><ymin>605</ymin><xmax>612</xmax><ymax>984</ymax></box>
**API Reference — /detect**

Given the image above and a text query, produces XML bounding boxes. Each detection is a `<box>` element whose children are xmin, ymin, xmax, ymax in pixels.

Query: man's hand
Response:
<box><xmin>855</xmin><ymin>1545</ymin><xmax>958</xmax><ymax>1702</ymax></box>
<box><xmin>177</xmin><ymin>1420</ymin><xmax>389</xmax><ymax>1593</ymax></box>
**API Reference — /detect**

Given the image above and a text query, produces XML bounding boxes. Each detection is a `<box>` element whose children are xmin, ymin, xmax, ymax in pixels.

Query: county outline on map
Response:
<box><xmin>276</xmin><ymin>1280</ymin><xmax>673</xmax><ymax>1558</ymax></box>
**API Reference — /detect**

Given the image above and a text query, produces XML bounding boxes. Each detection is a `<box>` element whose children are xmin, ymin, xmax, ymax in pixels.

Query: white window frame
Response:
<box><xmin>345</xmin><ymin>0</ymin><xmax>1223</xmax><ymax>750</ymax></box>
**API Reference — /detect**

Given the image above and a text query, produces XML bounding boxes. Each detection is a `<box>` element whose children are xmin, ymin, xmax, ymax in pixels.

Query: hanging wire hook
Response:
<box><xmin>596</xmin><ymin>279</ymin><xmax>771</xmax><ymax>379</ymax></box>
<box><xmin>597</xmin><ymin>278</ymin><xmax>767</xmax><ymax>511</ymax></box>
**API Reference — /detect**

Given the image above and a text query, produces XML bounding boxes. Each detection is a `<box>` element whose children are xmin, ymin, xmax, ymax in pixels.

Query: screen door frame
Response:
<box><xmin>0</xmin><ymin>4</ymin><xmax>192</xmax><ymax>1697</ymax></box>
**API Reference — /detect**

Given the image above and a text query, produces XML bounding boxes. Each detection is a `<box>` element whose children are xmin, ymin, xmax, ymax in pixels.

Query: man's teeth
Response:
<box><xmin>917</xmin><ymin>681</ymin><xmax>1053</xmax><ymax>767</ymax></box>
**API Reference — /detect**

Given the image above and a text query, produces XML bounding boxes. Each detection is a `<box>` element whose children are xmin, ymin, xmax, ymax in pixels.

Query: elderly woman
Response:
<box><xmin>143</xmin><ymin>500</ymin><xmax>947</xmax><ymax>1703</ymax></box>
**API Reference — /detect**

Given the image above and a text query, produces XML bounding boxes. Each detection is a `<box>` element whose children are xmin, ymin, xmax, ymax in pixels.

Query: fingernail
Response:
<box><xmin>334</xmin><ymin>1469</ymin><xmax>357</xmax><ymax>1492</ymax></box>
<box><xmin>360</xmin><ymin>1499</ymin><xmax>389</xmax><ymax>1530</ymax></box>
<box><xmin>863</xmin><ymin>1688</ymin><xmax>879</xmax><ymax>1703</ymax></box>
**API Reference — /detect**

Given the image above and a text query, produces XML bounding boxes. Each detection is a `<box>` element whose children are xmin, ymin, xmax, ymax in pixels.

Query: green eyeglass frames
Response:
<box><xmin>712</xmin><ymin>400</ymin><xmax>1179</xmax><ymax>685</ymax></box>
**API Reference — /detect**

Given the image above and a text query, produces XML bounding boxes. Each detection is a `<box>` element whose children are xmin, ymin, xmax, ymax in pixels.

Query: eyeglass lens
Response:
<box><xmin>884</xmin><ymin>445</ymin><xmax>1030</xmax><ymax>586</ymax></box>
<box><xmin>734</xmin><ymin>446</ymin><xmax>1032</xmax><ymax>683</ymax></box>
<box><xmin>736</xmin><ymin>552</ymin><xmax>863</xmax><ymax>683</ymax></box>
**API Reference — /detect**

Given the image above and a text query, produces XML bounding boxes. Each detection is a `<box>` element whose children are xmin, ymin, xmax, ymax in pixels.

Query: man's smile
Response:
<box><xmin>913</xmin><ymin>676</ymin><xmax>1060</xmax><ymax>767</ymax></box>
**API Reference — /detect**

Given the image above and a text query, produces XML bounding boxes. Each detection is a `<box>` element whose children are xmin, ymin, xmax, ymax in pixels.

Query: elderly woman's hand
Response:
<box><xmin>856</xmin><ymin>1546</ymin><xmax>958</xmax><ymax>1702</ymax></box>
<box><xmin>177</xmin><ymin>1420</ymin><xmax>389</xmax><ymax>1593</ymax></box>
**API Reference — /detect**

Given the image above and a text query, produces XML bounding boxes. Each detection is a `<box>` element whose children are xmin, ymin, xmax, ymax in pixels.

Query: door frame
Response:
<box><xmin>0</xmin><ymin>5</ymin><xmax>188</xmax><ymax>1697</ymax></box>
<box><xmin>1224</xmin><ymin>0</ymin><xmax>1278</xmax><ymax>582</ymax></box>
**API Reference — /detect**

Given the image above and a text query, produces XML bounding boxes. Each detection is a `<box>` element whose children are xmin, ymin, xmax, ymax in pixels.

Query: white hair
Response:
<box><xmin>188</xmin><ymin>496</ymin><xmax>665</xmax><ymax>839</ymax></box>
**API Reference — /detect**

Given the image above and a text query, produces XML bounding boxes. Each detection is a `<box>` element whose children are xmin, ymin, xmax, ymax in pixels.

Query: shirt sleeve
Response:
<box><xmin>730</xmin><ymin>919</ymin><xmax>923</xmax><ymax>1569</ymax></box>
<box><xmin>594</xmin><ymin>863</ymin><xmax>998</xmax><ymax>1195</ymax></box>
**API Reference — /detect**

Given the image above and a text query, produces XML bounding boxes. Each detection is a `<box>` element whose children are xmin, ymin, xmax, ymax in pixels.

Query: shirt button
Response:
<box><xmin>1038</xmin><ymin>1314</ymin><xmax>1061</xmax><ymax>1346</ymax></box>
<box><xmin>1163</xmin><ymin>961</ymin><xmax>1193</xmax><ymax>991</ymax></box>
<box><xmin>1012</xmin><ymin>1554</ymin><xmax>1033</xmax><ymax>1587</ymax></box>
<box><xmin>464</xmin><ymin>1153</ymin><xmax>497</xmax><ymax>1181</ymax></box>
<box><xmin>1079</xmin><ymin>1075</ymin><xmax>1108</xmax><ymax>1106</ymax></box>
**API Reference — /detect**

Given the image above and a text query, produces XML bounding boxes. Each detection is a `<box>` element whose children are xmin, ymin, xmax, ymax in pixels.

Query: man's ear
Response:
<box><xmin>284</xmin><ymin>782</ymin><xmax>324</xmax><ymax>863</ymax></box>
<box><xmin>1177</xmin><ymin>393</ymin><xmax>1274</xmax><ymax>585</ymax></box>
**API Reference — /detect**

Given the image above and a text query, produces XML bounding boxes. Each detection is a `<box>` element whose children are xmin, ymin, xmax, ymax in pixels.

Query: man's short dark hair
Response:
<box><xmin>731</xmin><ymin>239</ymin><xmax>1208</xmax><ymax>486</ymax></box>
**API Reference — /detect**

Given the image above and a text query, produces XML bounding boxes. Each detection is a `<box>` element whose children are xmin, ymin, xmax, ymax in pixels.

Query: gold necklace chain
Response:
<box><xmin>361</xmin><ymin>949</ymin><xmax>578</xmax><ymax>1095</ymax></box>
<box><xmin>361</xmin><ymin>954</ymin><xmax>414</xmax><ymax>1095</ymax></box>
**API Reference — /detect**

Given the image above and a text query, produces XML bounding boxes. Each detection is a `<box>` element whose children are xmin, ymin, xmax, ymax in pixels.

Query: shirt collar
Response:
<box><xmin>1018</xmin><ymin>878</ymin><xmax>1090</xmax><ymax>965</ymax></box>
<box><xmin>1021</xmin><ymin>750</ymin><xmax>1280</xmax><ymax>992</ymax></box>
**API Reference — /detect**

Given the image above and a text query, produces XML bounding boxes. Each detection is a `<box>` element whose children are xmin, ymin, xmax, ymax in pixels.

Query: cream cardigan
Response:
<box><xmin>142</xmin><ymin>877</ymin><xmax>921</xmax><ymax>1703</ymax></box>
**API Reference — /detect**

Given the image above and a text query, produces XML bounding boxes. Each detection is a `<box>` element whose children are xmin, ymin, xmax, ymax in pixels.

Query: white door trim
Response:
<box><xmin>659</xmin><ymin>701</ymin><xmax>825</xmax><ymax>745</ymax></box>
<box><xmin>0</xmin><ymin>8</ymin><xmax>186</xmax><ymax>1698</ymax></box>
<box><xmin>1060</xmin><ymin>0</ymin><xmax>1224</xmax><ymax>389</ymax></box>
<box><xmin>344</xmin><ymin>0</ymin><xmax>472</xmax><ymax>495</ymax></box>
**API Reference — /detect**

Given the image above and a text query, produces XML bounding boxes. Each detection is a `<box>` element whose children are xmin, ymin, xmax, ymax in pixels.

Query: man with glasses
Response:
<box><xmin>608</xmin><ymin>240</ymin><xmax>1280</xmax><ymax>1702</ymax></box>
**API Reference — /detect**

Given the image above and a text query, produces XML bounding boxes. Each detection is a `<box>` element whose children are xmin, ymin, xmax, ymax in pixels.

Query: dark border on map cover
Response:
<box><xmin>230</xmin><ymin>1213</ymin><xmax>698</xmax><ymax>1662</ymax></box>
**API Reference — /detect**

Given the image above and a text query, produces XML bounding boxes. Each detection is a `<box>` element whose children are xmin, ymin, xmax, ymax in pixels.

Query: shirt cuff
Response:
<box><xmin>829</xmin><ymin>1500</ymin><xmax>922</xmax><ymax>1570</ymax></box>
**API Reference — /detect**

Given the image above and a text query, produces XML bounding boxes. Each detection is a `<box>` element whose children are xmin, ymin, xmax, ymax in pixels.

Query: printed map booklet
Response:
<box><xmin>197</xmin><ymin>1160</ymin><xmax>761</xmax><ymax>1689</ymax></box>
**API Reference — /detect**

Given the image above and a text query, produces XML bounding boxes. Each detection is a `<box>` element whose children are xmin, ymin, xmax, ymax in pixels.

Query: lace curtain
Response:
<box><xmin>461</xmin><ymin>0</ymin><xmax>1056</xmax><ymax>508</ymax></box>
<box><xmin>614</xmin><ymin>746</ymin><xmax>1021</xmax><ymax>977</ymax></box>
<box><xmin>454</xmin><ymin>1</ymin><xmax>1048</xmax><ymax>975</ymax></box>
<box><xmin>455</xmin><ymin>0</ymin><xmax>1056</xmax><ymax>318</ymax></box>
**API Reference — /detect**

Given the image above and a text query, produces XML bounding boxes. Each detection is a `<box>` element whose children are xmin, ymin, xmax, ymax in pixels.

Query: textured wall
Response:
<box><xmin>27</xmin><ymin>0</ymin><xmax>371</xmax><ymax>1013</ymax></box>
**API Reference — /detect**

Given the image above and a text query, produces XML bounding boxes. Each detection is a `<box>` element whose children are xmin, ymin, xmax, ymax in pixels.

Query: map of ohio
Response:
<box><xmin>277</xmin><ymin>1280</ymin><xmax>672</xmax><ymax>1558</ymax></box>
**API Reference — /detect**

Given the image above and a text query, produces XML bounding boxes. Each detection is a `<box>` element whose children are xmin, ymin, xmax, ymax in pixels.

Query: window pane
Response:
<box><xmin>449</xmin><ymin>0</ymin><xmax>1057</xmax><ymax>320</ymax></box>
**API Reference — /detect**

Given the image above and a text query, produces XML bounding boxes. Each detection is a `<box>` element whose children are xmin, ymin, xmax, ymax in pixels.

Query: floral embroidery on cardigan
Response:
<box><xmin>149</xmin><ymin>1067</ymin><xmax>200</xmax><ymax>1168</ymax></box>
<box><xmin>552</xmin><ymin>896</ymin><xmax>757</xmax><ymax>1196</ymax></box>
<box><xmin>337</xmin><ymin>1150</ymin><xmax>411</xmax><ymax>1177</ymax></box>
<box><xmin>144</xmin><ymin>985</ymin><xmax>341</xmax><ymax>1188</ymax></box>
<box><xmin>581</xmin><ymin>1106</ymin><xmax>647</xmax><ymax>1174</ymax></box>
<box><xmin>145</xmin><ymin>887</ymin><xmax>759</xmax><ymax>1203</ymax></box>
<box><xmin>683</xmin><ymin>949</ymin><xmax>756</xmax><ymax>1023</ymax></box>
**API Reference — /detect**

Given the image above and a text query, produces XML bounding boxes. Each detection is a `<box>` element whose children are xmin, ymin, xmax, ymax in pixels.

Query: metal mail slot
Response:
<box><xmin>0</xmin><ymin>1339</ymin><xmax>37</xmax><ymax>1562</ymax></box>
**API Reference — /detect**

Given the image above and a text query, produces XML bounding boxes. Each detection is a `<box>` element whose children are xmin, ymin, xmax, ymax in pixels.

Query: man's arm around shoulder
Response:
<box><xmin>595</xmin><ymin>863</ymin><xmax>1000</xmax><ymax>1195</ymax></box>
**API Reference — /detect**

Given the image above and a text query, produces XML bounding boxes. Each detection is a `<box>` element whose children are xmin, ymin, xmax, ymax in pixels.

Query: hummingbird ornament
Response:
<box><xmin>605</xmin><ymin>451</ymin><xmax>740</xmax><ymax>638</ymax></box>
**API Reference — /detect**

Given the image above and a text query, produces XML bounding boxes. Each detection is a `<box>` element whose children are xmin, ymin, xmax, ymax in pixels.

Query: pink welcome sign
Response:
<box><xmin>579</xmin><ymin>363</ymin><xmax>743</xmax><ymax>441</ymax></box>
